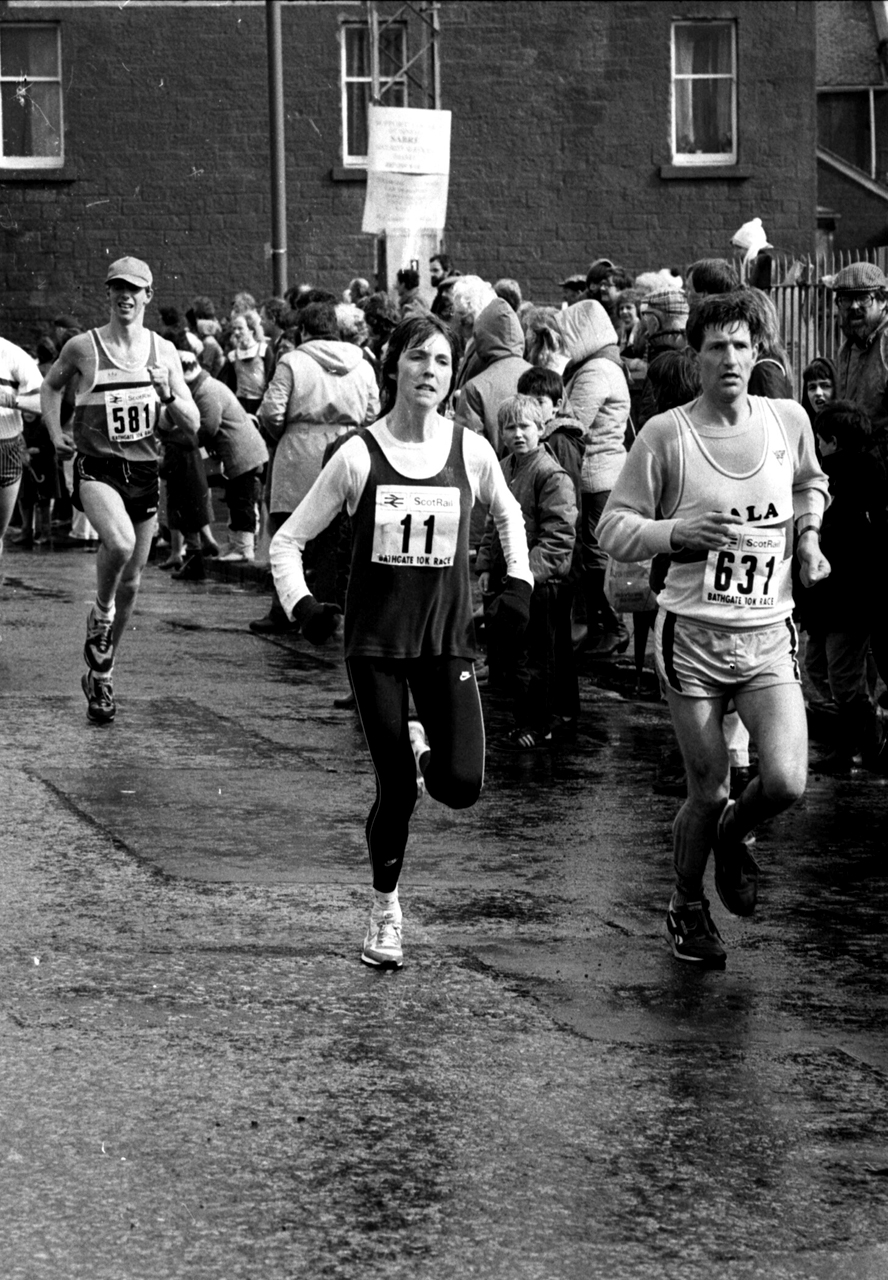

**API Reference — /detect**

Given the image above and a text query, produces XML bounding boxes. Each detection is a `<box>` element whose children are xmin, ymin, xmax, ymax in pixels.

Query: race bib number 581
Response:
<box><xmin>703</xmin><ymin>526</ymin><xmax>786</xmax><ymax>609</ymax></box>
<box><xmin>371</xmin><ymin>485</ymin><xmax>460</xmax><ymax>568</ymax></box>
<box><xmin>104</xmin><ymin>385</ymin><xmax>156</xmax><ymax>443</ymax></box>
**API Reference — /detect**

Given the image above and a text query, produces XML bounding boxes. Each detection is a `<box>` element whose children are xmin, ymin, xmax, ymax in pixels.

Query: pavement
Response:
<box><xmin>1</xmin><ymin>537</ymin><xmax>888</xmax><ymax>1280</ymax></box>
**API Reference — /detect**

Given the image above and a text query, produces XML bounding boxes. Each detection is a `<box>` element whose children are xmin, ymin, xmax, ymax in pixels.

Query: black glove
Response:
<box><xmin>295</xmin><ymin>595</ymin><xmax>343</xmax><ymax>645</ymax></box>
<box><xmin>487</xmin><ymin>577</ymin><xmax>532</xmax><ymax>638</ymax></box>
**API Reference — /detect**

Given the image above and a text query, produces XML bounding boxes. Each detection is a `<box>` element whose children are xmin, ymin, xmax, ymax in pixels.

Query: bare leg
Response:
<box><xmin>730</xmin><ymin>682</ymin><xmax>808</xmax><ymax>839</ymax></box>
<box><xmin>110</xmin><ymin>518</ymin><xmax>156</xmax><ymax>656</ymax></box>
<box><xmin>665</xmin><ymin>690</ymin><xmax>731</xmax><ymax>899</ymax></box>
<box><xmin>79</xmin><ymin>482</ymin><xmax>138</xmax><ymax>610</ymax></box>
<box><xmin>0</xmin><ymin>477</ymin><xmax>22</xmax><ymax>557</ymax></box>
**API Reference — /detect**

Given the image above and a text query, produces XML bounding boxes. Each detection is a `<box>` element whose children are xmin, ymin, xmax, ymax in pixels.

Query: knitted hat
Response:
<box><xmin>559</xmin><ymin>273</ymin><xmax>587</xmax><ymax>289</ymax></box>
<box><xmin>832</xmin><ymin>262</ymin><xmax>888</xmax><ymax>293</ymax></box>
<box><xmin>643</xmin><ymin>289</ymin><xmax>690</xmax><ymax>319</ymax></box>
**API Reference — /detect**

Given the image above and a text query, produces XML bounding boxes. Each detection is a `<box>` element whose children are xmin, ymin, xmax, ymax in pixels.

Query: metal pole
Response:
<box><xmin>266</xmin><ymin>0</ymin><xmax>288</xmax><ymax>296</ymax></box>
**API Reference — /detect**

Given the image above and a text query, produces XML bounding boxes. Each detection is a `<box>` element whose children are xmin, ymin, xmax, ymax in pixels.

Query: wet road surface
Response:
<box><xmin>1</xmin><ymin>545</ymin><xmax>887</xmax><ymax>1279</ymax></box>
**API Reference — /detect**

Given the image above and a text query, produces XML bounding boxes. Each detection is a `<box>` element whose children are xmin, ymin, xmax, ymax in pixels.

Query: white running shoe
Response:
<box><xmin>361</xmin><ymin>909</ymin><xmax>403</xmax><ymax>968</ymax></box>
<box><xmin>408</xmin><ymin>717</ymin><xmax>429</xmax><ymax>798</ymax></box>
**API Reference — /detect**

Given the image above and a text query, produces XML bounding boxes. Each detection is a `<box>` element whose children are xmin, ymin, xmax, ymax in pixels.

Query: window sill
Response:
<box><xmin>0</xmin><ymin>167</ymin><xmax>77</xmax><ymax>182</ymax></box>
<box><xmin>659</xmin><ymin>164</ymin><xmax>752</xmax><ymax>180</ymax></box>
<box><xmin>330</xmin><ymin>166</ymin><xmax>367</xmax><ymax>183</ymax></box>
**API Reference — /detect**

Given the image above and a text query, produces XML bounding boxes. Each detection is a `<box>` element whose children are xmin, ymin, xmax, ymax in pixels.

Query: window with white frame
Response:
<box><xmin>340</xmin><ymin>20</ymin><xmax>407</xmax><ymax>167</ymax></box>
<box><xmin>0</xmin><ymin>24</ymin><xmax>63</xmax><ymax>168</ymax></box>
<box><xmin>671</xmin><ymin>20</ymin><xmax>737</xmax><ymax>165</ymax></box>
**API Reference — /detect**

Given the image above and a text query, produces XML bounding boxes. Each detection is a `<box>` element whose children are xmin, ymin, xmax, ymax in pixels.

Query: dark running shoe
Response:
<box><xmin>81</xmin><ymin>670</ymin><xmax>116</xmax><ymax>724</ymax></box>
<box><xmin>83</xmin><ymin>606</ymin><xmax>114</xmax><ymax>674</ymax></box>
<box><xmin>666</xmin><ymin>893</ymin><xmax>726</xmax><ymax>968</ymax></box>
<box><xmin>712</xmin><ymin>799</ymin><xmax>760</xmax><ymax>917</ymax></box>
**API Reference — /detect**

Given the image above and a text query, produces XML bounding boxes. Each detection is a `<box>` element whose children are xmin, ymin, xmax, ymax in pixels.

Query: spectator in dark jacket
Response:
<box><xmin>799</xmin><ymin>400</ymin><xmax>887</xmax><ymax>773</ymax></box>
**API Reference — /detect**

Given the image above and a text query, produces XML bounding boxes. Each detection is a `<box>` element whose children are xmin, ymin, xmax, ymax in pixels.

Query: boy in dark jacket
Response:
<box><xmin>477</xmin><ymin>394</ymin><xmax>578</xmax><ymax>748</ymax></box>
<box><xmin>517</xmin><ymin>366</ymin><xmax>585</xmax><ymax>711</ymax></box>
<box><xmin>800</xmin><ymin>400</ymin><xmax>887</xmax><ymax>772</ymax></box>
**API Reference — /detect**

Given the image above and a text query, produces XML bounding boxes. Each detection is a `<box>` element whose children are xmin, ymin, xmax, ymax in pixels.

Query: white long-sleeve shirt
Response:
<box><xmin>271</xmin><ymin>418</ymin><xmax>532</xmax><ymax>618</ymax></box>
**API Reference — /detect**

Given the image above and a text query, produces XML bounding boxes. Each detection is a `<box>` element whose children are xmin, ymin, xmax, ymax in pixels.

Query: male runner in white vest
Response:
<box><xmin>598</xmin><ymin>290</ymin><xmax>830</xmax><ymax>968</ymax></box>
<box><xmin>42</xmin><ymin>256</ymin><xmax>200</xmax><ymax>723</ymax></box>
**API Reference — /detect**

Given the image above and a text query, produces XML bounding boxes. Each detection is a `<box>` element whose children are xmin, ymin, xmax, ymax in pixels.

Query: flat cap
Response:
<box><xmin>832</xmin><ymin>261</ymin><xmax>888</xmax><ymax>292</ymax></box>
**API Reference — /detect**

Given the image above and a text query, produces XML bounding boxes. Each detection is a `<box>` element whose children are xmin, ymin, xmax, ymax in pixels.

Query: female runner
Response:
<box><xmin>269</xmin><ymin>314</ymin><xmax>532</xmax><ymax>968</ymax></box>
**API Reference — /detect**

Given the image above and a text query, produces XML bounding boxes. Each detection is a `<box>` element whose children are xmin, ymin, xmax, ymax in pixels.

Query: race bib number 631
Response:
<box><xmin>703</xmin><ymin>526</ymin><xmax>786</xmax><ymax>609</ymax></box>
<box><xmin>371</xmin><ymin>485</ymin><xmax>460</xmax><ymax>568</ymax></box>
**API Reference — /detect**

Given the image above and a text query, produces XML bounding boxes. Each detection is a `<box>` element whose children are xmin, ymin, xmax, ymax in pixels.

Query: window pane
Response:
<box><xmin>380</xmin><ymin>81</ymin><xmax>406</xmax><ymax>108</ymax></box>
<box><xmin>675</xmin><ymin>79</ymin><xmax>732</xmax><ymax>155</ymax></box>
<box><xmin>1</xmin><ymin>27</ymin><xmax>58</xmax><ymax>79</ymax></box>
<box><xmin>817</xmin><ymin>93</ymin><xmax>870</xmax><ymax>172</ymax></box>
<box><xmin>345</xmin><ymin>26</ymin><xmax>370</xmax><ymax>79</ymax></box>
<box><xmin>675</xmin><ymin>23</ymin><xmax>732</xmax><ymax>77</ymax></box>
<box><xmin>379</xmin><ymin>25</ymin><xmax>404</xmax><ymax>78</ymax></box>
<box><xmin>346</xmin><ymin>81</ymin><xmax>368</xmax><ymax>157</ymax></box>
<box><xmin>1</xmin><ymin>79</ymin><xmax>61</xmax><ymax>157</ymax></box>
<box><xmin>875</xmin><ymin>92</ymin><xmax>888</xmax><ymax>183</ymax></box>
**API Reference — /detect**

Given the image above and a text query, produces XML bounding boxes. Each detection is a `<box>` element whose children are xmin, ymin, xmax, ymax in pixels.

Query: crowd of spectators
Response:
<box><xmin>5</xmin><ymin>246</ymin><xmax>888</xmax><ymax>771</ymax></box>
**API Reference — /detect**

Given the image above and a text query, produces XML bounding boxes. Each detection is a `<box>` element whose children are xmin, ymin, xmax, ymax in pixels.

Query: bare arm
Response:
<box><xmin>150</xmin><ymin>338</ymin><xmax>200</xmax><ymax>440</ymax></box>
<box><xmin>40</xmin><ymin>334</ymin><xmax>90</xmax><ymax>456</ymax></box>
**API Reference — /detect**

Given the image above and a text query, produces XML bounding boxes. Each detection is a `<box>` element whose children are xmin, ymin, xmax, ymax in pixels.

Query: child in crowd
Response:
<box><xmin>221</xmin><ymin>308</ymin><xmax>275</xmax><ymax>414</ymax></box>
<box><xmin>800</xmin><ymin>356</ymin><xmax>837</xmax><ymax>430</ymax></box>
<box><xmin>517</xmin><ymin>365</ymin><xmax>584</xmax><ymax>705</ymax></box>
<box><xmin>798</xmin><ymin>399</ymin><xmax>887</xmax><ymax>773</ymax></box>
<box><xmin>476</xmin><ymin>395</ymin><xmax>578</xmax><ymax>748</ymax></box>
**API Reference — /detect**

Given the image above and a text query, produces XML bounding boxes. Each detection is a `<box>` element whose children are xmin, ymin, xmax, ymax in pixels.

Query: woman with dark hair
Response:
<box><xmin>270</xmin><ymin>315</ymin><xmax>531</xmax><ymax>969</ymax></box>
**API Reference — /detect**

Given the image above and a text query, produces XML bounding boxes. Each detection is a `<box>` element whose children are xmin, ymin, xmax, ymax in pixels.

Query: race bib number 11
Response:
<box><xmin>703</xmin><ymin>526</ymin><xmax>786</xmax><ymax>609</ymax></box>
<box><xmin>371</xmin><ymin>485</ymin><xmax>460</xmax><ymax>568</ymax></box>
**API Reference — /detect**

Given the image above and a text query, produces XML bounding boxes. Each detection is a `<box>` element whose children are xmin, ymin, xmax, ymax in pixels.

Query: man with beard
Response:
<box><xmin>833</xmin><ymin>262</ymin><xmax>888</xmax><ymax>468</ymax></box>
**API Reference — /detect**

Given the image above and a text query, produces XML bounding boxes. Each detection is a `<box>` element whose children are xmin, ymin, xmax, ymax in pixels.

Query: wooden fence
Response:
<box><xmin>760</xmin><ymin>248</ymin><xmax>888</xmax><ymax>392</ymax></box>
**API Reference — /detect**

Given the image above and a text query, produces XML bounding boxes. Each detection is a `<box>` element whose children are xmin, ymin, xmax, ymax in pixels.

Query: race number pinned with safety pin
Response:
<box><xmin>703</xmin><ymin>525</ymin><xmax>787</xmax><ymax>609</ymax></box>
<box><xmin>371</xmin><ymin>485</ymin><xmax>461</xmax><ymax>567</ymax></box>
<box><xmin>104</xmin><ymin>385</ymin><xmax>157</xmax><ymax>443</ymax></box>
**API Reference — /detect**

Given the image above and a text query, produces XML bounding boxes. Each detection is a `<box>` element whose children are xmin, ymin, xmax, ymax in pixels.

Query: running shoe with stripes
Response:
<box><xmin>83</xmin><ymin>607</ymin><xmax>114</xmax><ymax>674</ymax></box>
<box><xmin>666</xmin><ymin>892</ymin><xmax>726</xmax><ymax>968</ymax></box>
<box><xmin>713</xmin><ymin>799</ymin><xmax>760</xmax><ymax>917</ymax></box>
<box><xmin>361</xmin><ymin>908</ymin><xmax>403</xmax><ymax>969</ymax></box>
<box><xmin>81</xmin><ymin>670</ymin><xmax>116</xmax><ymax>724</ymax></box>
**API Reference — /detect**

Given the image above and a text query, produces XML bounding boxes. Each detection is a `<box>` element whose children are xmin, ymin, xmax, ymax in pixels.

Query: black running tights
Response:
<box><xmin>347</xmin><ymin>655</ymin><xmax>485</xmax><ymax>892</ymax></box>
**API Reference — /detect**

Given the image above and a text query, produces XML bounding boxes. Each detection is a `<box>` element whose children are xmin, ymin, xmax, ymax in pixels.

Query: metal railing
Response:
<box><xmin>764</xmin><ymin>248</ymin><xmax>888</xmax><ymax>391</ymax></box>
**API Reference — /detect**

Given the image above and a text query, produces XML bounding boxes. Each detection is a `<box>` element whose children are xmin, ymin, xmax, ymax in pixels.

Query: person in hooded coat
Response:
<box><xmin>259</xmin><ymin>301</ymin><xmax>380</xmax><ymax>519</ymax></box>
<box><xmin>556</xmin><ymin>299</ymin><xmax>631</xmax><ymax>656</ymax></box>
<box><xmin>453</xmin><ymin>297</ymin><xmax>533</xmax><ymax>454</ymax></box>
<box><xmin>251</xmin><ymin>300</ymin><xmax>379</xmax><ymax>634</ymax></box>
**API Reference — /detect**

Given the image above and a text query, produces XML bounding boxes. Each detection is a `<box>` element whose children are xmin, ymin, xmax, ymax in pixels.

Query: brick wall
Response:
<box><xmin>0</xmin><ymin>0</ymin><xmax>816</xmax><ymax>346</ymax></box>
<box><xmin>818</xmin><ymin>161</ymin><xmax>888</xmax><ymax>247</ymax></box>
<box><xmin>816</xmin><ymin>0</ymin><xmax>882</xmax><ymax>86</ymax></box>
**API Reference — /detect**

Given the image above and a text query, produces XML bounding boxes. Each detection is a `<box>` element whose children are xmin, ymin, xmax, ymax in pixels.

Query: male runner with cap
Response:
<box><xmin>41</xmin><ymin>256</ymin><xmax>199</xmax><ymax>723</ymax></box>
<box><xmin>598</xmin><ymin>290</ymin><xmax>830</xmax><ymax>969</ymax></box>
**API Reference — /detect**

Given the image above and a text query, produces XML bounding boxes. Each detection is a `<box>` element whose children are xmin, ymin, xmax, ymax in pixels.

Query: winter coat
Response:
<box><xmin>190</xmin><ymin>370</ymin><xmax>269</xmax><ymax>480</ymax></box>
<box><xmin>259</xmin><ymin>339</ymin><xmax>379</xmax><ymax>513</ymax></box>
<box><xmin>541</xmin><ymin>404</ymin><xmax>584</xmax><ymax>581</ymax></box>
<box><xmin>557</xmin><ymin>300</ymin><xmax>630</xmax><ymax>494</ymax></box>
<box><xmin>453</xmin><ymin>298</ymin><xmax>532</xmax><ymax>454</ymax></box>
<box><xmin>220</xmin><ymin>341</ymin><xmax>276</xmax><ymax>406</ymax></box>
<box><xmin>476</xmin><ymin>445</ymin><xmax>577</xmax><ymax>586</ymax></box>
<box><xmin>795</xmin><ymin>449</ymin><xmax>888</xmax><ymax>631</ymax></box>
<box><xmin>837</xmin><ymin>314</ymin><xmax>888</xmax><ymax>465</ymax></box>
